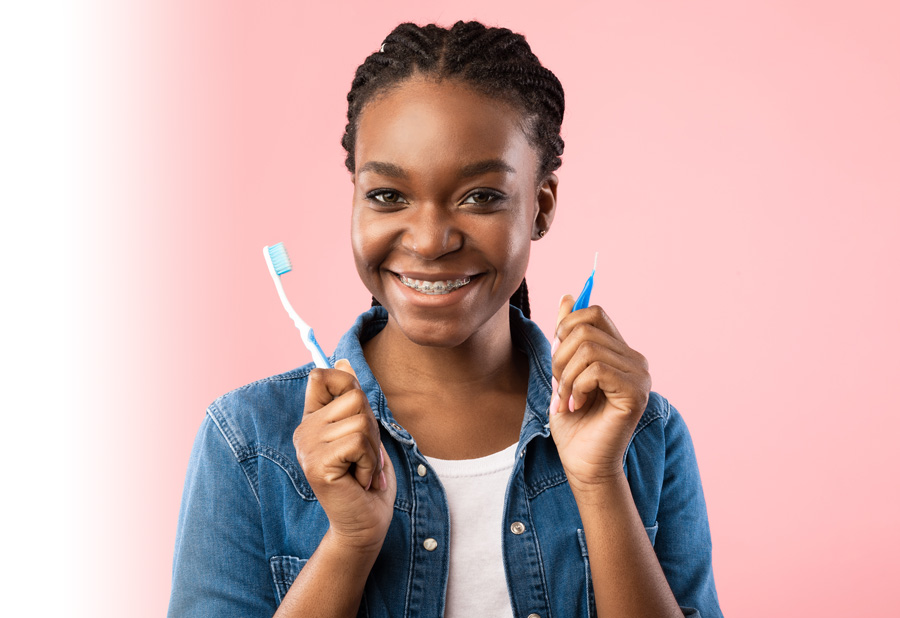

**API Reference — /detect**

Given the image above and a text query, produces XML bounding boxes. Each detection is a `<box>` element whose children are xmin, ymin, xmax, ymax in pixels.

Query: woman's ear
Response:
<box><xmin>532</xmin><ymin>173</ymin><xmax>559</xmax><ymax>240</ymax></box>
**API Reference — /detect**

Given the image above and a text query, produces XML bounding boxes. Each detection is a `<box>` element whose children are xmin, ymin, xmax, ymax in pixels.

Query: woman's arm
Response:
<box><xmin>550</xmin><ymin>295</ymin><xmax>684</xmax><ymax>617</ymax></box>
<box><xmin>168</xmin><ymin>415</ymin><xmax>279</xmax><ymax>617</ymax></box>
<box><xmin>650</xmin><ymin>404</ymin><xmax>722</xmax><ymax>616</ymax></box>
<box><xmin>169</xmin><ymin>360</ymin><xmax>396</xmax><ymax>618</ymax></box>
<box><xmin>275</xmin><ymin>359</ymin><xmax>396</xmax><ymax>618</ymax></box>
<box><xmin>570</xmin><ymin>473</ymin><xmax>683</xmax><ymax>617</ymax></box>
<box><xmin>273</xmin><ymin>528</ymin><xmax>379</xmax><ymax>618</ymax></box>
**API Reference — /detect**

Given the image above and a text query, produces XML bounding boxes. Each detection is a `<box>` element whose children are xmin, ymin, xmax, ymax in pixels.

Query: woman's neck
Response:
<box><xmin>361</xmin><ymin>309</ymin><xmax>531</xmax><ymax>458</ymax></box>
<box><xmin>363</xmin><ymin>310</ymin><xmax>522</xmax><ymax>397</ymax></box>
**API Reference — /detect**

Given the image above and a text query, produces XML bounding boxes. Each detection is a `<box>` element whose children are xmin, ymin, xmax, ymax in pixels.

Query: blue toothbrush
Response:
<box><xmin>263</xmin><ymin>242</ymin><xmax>332</xmax><ymax>369</ymax></box>
<box><xmin>572</xmin><ymin>252</ymin><xmax>598</xmax><ymax>312</ymax></box>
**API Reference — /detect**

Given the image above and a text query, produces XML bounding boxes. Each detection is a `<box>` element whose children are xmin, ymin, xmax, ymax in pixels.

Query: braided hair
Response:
<box><xmin>344</xmin><ymin>21</ymin><xmax>565</xmax><ymax>319</ymax></box>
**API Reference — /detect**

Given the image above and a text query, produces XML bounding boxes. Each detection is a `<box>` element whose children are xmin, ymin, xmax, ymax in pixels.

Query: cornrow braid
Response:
<box><xmin>509</xmin><ymin>278</ymin><xmax>531</xmax><ymax>319</ymax></box>
<box><xmin>342</xmin><ymin>21</ymin><xmax>564</xmax><ymax>180</ymax></box>
<box><xmin>348</xmin><ymin>21</ymin><xmax>563</xmax><ymax>321</ymax></box>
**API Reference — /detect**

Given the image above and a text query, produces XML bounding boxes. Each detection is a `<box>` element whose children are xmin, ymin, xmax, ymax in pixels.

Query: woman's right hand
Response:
<box><xmin>293</xmin><ymin>359</ymin><xmax>396</xmax><ymax>554</ymax></box>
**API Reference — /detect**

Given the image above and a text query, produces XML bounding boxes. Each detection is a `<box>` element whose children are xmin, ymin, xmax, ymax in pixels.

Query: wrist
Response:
<box><xmin>566</xmin><ymin>469</ymin><xmax>630</xmax><ymax>507</ymax></box>
<box><xmin>322</xmin><ymin>528</ymin><xmax>385</xmax><ymax>565</ymax></box>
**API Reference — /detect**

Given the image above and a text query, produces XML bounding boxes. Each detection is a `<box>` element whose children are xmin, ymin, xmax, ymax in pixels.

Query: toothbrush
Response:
<box><xmin>263</xmin><ymin>242</ymin><xmax>332</xmax><ymax>369</ymax></box>
<box><xmin>572</xmin><ymin>252</ymin><xmax>598</xmax><ymax>312</ymax></box>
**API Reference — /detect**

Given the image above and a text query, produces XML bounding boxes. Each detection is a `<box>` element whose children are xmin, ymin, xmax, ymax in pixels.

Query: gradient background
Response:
<box><xmin>7</xmin><ymin>1</ymin><xmax>898</xmax><ymax>616</ymax></box>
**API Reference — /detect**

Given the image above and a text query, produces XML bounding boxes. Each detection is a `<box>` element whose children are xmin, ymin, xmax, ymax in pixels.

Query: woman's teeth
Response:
<box><xmin>399</xmin><ymin>274</ymin><xmax>472</xmax><ymax>295</ymax></box>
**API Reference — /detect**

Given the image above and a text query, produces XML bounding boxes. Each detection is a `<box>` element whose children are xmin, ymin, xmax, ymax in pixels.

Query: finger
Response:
<box><xmin>335</xmin><ymin>358</ymin><xmax>358</xmax><ymax>380</ymax></box>
<box><xmin>374</xmin><ymin>443</ymin><xmax>395</xmax><ymax>492</ymax></box>
<box><xmin>556</xmin><ymin>305</ymin><xmax>627</xmax><ymax>346</ymax></box>
<box><xmin>557</xmin><ymin>343</ymin><xmax>621</xmax><ymax>413</ymax></box>
<box><xmin>552</xmin><ymin>326</ymin><xmax>635</xmax><ymax>382</ymax></box>
<box><xmin>323</xmin><ymin>433</ymin><xmax>381</xmax><ymax>489</ymax></box>
<box><xmin>558</xmin><ymin>339</ymin><xmax>648</xmax><ymax>413</ymax></box>
<box><xmin>556</xmin><ymin>294</ymin><xmax>575</xmax><ymax>329</ymax></box>
<box><xmin>550</xmin><ymin>294</ymin><xmax>575</xmax><ymax>358</ymax></box>
<box><xmin>332</xmin><ymin>359</ymin><xmax>384</xmax><ymax>488</ymax></box>
<box><xmin>568</xmin><ymin>361</ymin><xmax>630</xmax><ymax>413</ymax></box>
<box><xmin>319</xmin><ymin>412</ymin><xmax>380</xmax><ymax>448</ymax></box>
<box><xmin>308</xmin><ymin>387</ymin><xmax>374</xmax><ymax>425</ymax></box>
<box><xmin>556</xmin><ymin>341</ymin><xmax>634</xmax><ymax>406</ymax></box>
<box><xmin>303</xmin><ymin>367</ymin><xmax>362</xmax><ymax>415</ymax></box>
<box><xmin>318</xmin><ymin>411</ymin><xmax>383</xmax><ymax>488</ymax></box>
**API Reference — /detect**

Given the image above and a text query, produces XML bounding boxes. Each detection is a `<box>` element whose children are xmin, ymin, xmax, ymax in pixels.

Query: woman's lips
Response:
<box><xmin>396</xmin><ymin>273</ymin><xmax>473</xmax><ymax>295</ymax></box>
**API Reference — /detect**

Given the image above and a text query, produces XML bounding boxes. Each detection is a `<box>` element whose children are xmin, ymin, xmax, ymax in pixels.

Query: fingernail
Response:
<box><xmin>551</xmin><ymin>338</ymin><xmax>559</xmax><ymax>355</ymax></box>
<box><xmin>549</xmin><ymin>393</ymin><xmax>559</xmax><ymax>415</ymax></box>
<box><xmin>379</xmin><ymin>471</ymin><xmax>387</xmax><ymax>490</ymax></box>
<box><xmin>379</xmin><ymin>448</ymin><xmax>384</xmax><ymax>471</ymax></box>
<box><xmin>568</xmin><ymin>395</ymin><xmax>575</xmax><ymax>411</ymax></box>
<box><xmin>559</xmin><ymin>294</ymin><xmax>567</xmax><ymax>308</ymax></box>
<box><xmin>551</xmin><ymin>376</ymin><xmax>558</xmax><ymax>394</ymax></box>
<box><xmin>366</xmin><ymin>476</ymin><xmax>373</xmax><ymax>491</ymax></box>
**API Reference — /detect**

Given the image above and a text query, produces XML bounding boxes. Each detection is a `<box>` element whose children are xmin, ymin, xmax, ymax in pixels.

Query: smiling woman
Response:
<box><xmin>168</xmin><ymin>20</ymin><xmax>722</xmax><ymax>618</ymax></box>
<box><xmin>351</xmin><ymin>77</ymin><xmax>553</xmax><ymax>349</ymax></box>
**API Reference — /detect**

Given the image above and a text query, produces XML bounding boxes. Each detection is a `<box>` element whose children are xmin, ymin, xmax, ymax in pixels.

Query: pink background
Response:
<box><xmin>71</xmin><ymin>1</ymin><xmax>899</xmax><ymax>615</ymax></box>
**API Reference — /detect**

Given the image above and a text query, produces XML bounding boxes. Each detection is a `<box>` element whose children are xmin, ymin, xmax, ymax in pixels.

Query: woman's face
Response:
<box><xmin>351</xmin><ymin>76</ymin><xmax>557</xmax><ymax>348</ymax></box>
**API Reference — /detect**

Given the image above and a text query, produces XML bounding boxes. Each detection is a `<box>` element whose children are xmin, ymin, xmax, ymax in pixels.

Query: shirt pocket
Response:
<box><xmin>269</xmin><ymin>555</ymin><xmax>307</xmax><ymax>605</ymax></box>
<box><xmin>645</xmin><ymin>521</ymin><xmax>659</xmax><ymax>546</ymax></box>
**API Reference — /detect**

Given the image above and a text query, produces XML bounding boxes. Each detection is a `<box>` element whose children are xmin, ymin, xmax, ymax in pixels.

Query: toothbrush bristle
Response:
<box><xmin>593</xmin><ymin>251</ymin><xmax>598</xmax><ymax>272</ymax></box>
<box><xmin>268</xmin><ymin>242</ymin><xmax>292</xmax><ymax>275</ymax></box>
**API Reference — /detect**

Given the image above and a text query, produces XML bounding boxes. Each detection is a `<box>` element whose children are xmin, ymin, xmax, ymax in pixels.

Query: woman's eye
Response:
<box><xmin>367</xmin><ymin>190</ymin><xmax>407</xmax><ymax>205</ymax></box>
<box><xmin>462</xmin><ymin>191</ymin><xmax>503</xmax><ymax>206</ymax></box>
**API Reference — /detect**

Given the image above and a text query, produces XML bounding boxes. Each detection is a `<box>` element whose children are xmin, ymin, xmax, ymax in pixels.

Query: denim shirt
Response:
<box><xmin>168</xmin><ymin>306</ymin><xmax>722</xmax><ymax>618</ymax></box>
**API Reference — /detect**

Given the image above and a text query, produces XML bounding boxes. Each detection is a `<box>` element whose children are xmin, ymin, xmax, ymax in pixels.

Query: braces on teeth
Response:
<box><xmin>399</xmin><ymin>275</ymin><xmax>472</xmax><ymax>294</ymax></box>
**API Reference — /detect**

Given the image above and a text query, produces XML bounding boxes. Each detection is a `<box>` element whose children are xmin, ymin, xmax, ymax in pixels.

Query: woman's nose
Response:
<box><xmin>401</xmin><ymin>205</ymin><xmax>463</xmax><ymax>259</ymax></box>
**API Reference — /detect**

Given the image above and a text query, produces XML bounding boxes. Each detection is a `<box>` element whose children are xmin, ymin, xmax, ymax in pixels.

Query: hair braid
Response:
<box><xmin>345</xmin><ymin>20</ymin><xmax>563</xmax><ymax>320</ymax></box>
<box><xmin>509</xmin><ymin>279</ymin><xmax>531</xmax><ymax>319</ymax></box>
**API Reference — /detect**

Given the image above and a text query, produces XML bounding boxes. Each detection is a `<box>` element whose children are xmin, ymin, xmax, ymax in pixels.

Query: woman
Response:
<box><xmin>168</xmin><ymin>21</ymin><xmax>722</xmax><ymax>618</ymax></box>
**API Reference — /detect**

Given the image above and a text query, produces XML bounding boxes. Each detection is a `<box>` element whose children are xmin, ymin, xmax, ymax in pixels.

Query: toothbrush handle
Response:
<box><xmin>306</xmin><ymin>328</ymin><xmax>332</xmax><ymax>369</ymax></box>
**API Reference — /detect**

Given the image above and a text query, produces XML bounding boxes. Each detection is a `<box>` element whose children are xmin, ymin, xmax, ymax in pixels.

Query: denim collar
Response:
<box><xmin>332</xmin><ymin>305</ymin><xmax>554</xmax><ymax>453</ymax></box>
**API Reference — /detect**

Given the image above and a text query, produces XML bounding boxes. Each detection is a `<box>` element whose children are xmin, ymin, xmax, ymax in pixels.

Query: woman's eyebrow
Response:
<box><xmin>356</xmin><ymin>159</ymin><xmax>516</xmax><ymax>179</ymax></box>
<box><xmin>357</xmin><ymin>161</ymin><xmax>407</xmax><ymax>179</ymax></box>
<box><xmin>458</xmin><ymin>159</ymin><xmax>516</xmax><ymax>177</ymax></box>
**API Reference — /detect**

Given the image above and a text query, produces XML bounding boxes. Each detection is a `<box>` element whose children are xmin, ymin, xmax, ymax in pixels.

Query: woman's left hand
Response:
<box><xmin>549</xmin><ymin>294</ymin><xmax>652</xmax><ymax>491</ymax></box>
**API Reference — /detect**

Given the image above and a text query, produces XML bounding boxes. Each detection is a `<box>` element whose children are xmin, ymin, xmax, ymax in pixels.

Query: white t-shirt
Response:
<box><xmin>423</xmin><ymin>442</ymin><xmax>518</xmax><ymax>618</ymax></box>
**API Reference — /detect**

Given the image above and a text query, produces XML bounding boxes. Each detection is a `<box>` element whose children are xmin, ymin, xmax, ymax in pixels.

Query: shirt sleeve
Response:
<box><xmin>167</xmin><ymin>414</ymin><xmax>277</xmax><ymax>617</ymax></box>
<box><xmin>654</xmin><ymin>405</ymin><xmax>724</xmax><ymax>618</ymax></box>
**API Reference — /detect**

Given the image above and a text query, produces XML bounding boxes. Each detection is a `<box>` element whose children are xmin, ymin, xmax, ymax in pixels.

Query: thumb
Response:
<box><xmin>556</xmin><ymin>294</ymin><xmax>575</xmax><ymax>330</ymax></box>
<box><xmin>334</xmin><ymin>358</ymin><xmax>358</xmax><ymax>380</ymax></box>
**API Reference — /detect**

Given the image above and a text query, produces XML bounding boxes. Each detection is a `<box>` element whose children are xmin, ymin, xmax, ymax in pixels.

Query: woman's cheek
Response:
<box><xmin>351</xmin><ymin>214</ymin><xmax>396</xmax><ymax>296</ymax></box>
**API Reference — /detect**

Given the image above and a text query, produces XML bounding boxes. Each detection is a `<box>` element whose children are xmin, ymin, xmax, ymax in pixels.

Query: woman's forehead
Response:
<box><xmin>355</xmin><ymin>78</ymin><xmax>537</xmax><ymax>179</ymax></box>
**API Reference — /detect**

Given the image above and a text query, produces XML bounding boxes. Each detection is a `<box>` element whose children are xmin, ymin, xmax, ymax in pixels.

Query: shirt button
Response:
<box><xmin>527</xmin><ymin>614</ymin><xmax>541</xmax><ymax>618</ymax></box>
<box><xmin>417</xmin><ymin>464</ymin><xmax>427</xmax><ymax>477</ymax></box>
<box><xmin>390</xmin><ymin>422</ymin><xmax>402</xmax><ymax>431</ymax></box>
<box><xmin>423</xmin><ymin>538</ymin><xmax>438</xmax><ymax>551</ymax></box>
<box><xmin>510</xmin><ymin>521</ymin><xmax>526</xmax><ymax>535</ymax></box>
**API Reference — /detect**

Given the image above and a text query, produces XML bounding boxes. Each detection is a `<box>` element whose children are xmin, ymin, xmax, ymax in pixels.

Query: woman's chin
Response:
<box><xmin>388</xmin><ymin>318</ymin><xmax>477</xmax><ymax>349</ymax></box>
<box><xmin>370</xmin><ymin>271</ymin><xmax>519</xmax><ymax>350</ymax></box>
<box><xmin>380</xmin><ymin>303</ymin><xmax>513</xmax><ymax>352</ymax></box>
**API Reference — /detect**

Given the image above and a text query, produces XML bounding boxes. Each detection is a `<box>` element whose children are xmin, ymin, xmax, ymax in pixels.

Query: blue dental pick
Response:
<box><xmin>572</xmin><ymin>252</ymin><xmax>598</xmax><ymax>312</ymax></box>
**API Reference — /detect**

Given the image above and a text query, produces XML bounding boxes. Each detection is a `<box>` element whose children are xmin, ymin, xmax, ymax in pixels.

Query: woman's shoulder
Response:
<box><xmin>628</xmin><ymin>391</ymin><xmax>697</xmax><ymax>452</ymax></box>
<box><xmin>197</xmin><ymin>307</ymin><xmax>386</xmax><ymax>463</ymax></box>
<box><xmin>634</xmin><ymin>391</ymin><xmax>678</xmax><ymax>435</ymax></box>
<box><xmin>203</xmin><ymin>363</ymin><xmax>317</xmax><ymax>460</ymax></box>
<box><xmin>624</xmin><ymin>392</ymin><xmax>705</xmax><ymax>501</ymax></box>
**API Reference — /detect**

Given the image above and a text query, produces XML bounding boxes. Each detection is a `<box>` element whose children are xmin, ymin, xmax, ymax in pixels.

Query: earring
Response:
<box><xmin>538</xmin><ymin>229</ymin><xmax>547</xmax><ymax>238</ymax></box>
